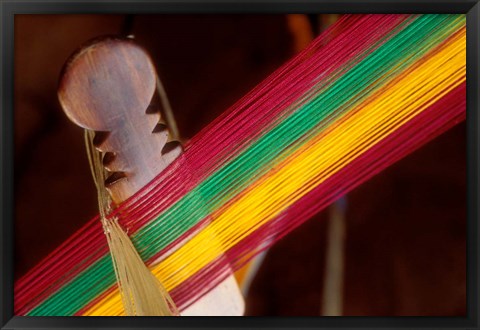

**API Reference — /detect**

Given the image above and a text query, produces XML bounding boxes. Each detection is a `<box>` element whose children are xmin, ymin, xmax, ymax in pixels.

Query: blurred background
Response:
<box><xmin>14</xmin><ymin>14</ymin><xmax>466</xmax><ymax>316</ymax></box>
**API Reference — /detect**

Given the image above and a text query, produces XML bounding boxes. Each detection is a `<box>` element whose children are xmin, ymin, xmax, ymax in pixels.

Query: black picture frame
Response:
<box><xmin>1</xmin><ymin>1</ymin><xmax>479</xmax><ymax>329</ymax></box>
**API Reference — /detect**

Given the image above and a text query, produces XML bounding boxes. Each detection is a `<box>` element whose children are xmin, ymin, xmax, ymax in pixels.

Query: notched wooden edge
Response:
<box><xmin>57</xmin><ymin>35</ymin><xmax>183</xmax><ymax>203</ymax></box>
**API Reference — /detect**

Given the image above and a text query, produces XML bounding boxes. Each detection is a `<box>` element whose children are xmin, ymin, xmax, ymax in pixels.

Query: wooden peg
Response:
<box><xmin>58</xmin><ymin>36</ymin><xmax>182</xmax><ymax>204</ymax></box>
<box><xmin>58</xmin><ymin>36</ymin><xmax>244</xmax><ymax>316</ymax></box>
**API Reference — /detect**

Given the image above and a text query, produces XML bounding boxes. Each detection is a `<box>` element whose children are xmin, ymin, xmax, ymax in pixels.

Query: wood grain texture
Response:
<box><xmin>58</xmin><ymin>37</ymin><xmax>182</xmax><ymax>203</ymax></box>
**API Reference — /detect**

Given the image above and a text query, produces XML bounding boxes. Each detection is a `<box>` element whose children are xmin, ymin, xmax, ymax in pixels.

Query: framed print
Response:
<box><xmin>1</xmin><ymin>1</ymin><xmax>479</xmax><ymax>329</ymax></box>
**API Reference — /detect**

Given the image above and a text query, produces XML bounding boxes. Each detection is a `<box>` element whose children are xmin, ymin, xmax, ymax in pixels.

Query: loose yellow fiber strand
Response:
<box><xmin>83</xmin><ymin>30</ymin><xmax>465</xmax><ymax>316</ymax></box>
<box><xmin>84</xmin><ymin>131</ymin><xmax>179</xmax><ymax>316</ymax></box>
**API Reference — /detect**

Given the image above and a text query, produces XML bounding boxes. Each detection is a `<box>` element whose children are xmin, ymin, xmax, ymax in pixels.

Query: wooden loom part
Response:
<box><xmin>58</xmin><ymin>36</ymin><xmax>182</xmax><ymax>203</ymax></box>
<box><xmin>58</xmin><ymin>36</ymin><xmax>244</xmax><ymax>316</ymax></box>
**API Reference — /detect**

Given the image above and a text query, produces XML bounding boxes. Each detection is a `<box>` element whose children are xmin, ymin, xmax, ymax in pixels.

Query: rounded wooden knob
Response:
<box><xmin>58</xmin><ymin>36</ymin><xmax>181</xmax><ymax>203</ymax></box>
<box><xmin>58</xmin><ymin>37</ymin><xmax>157</xmax><ymax>132</ymax></box>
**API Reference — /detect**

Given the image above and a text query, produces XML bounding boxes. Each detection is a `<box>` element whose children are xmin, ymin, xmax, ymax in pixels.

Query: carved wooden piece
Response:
<box><xmin>59</xmin><ymin>37</ymin><xmax>181</xmax><ymax>203</ymax></box>
<box><xmin>58</xmin><ymin>37</ymin><xmax>244</xmax><ymax>315</ymax></box>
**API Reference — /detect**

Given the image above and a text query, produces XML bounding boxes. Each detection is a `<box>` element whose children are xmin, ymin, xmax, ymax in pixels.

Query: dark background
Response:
<box><xmin>14</xmin><ymin>14</ymin><xmax>466</xmax><ymax>316</ymax></box>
